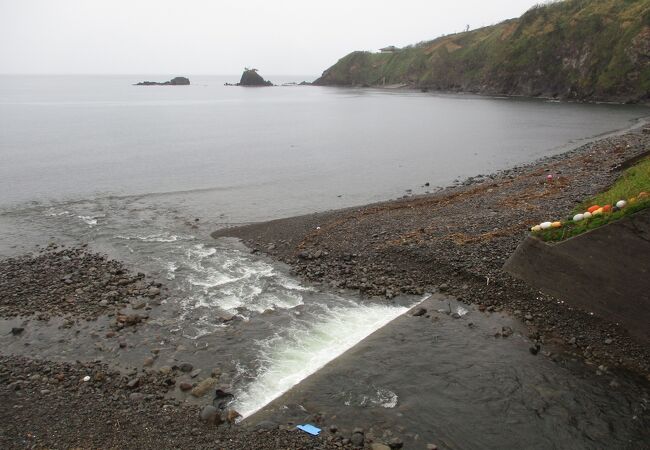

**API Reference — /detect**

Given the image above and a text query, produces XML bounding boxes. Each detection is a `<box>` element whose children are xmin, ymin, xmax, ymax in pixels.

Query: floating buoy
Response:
<box><xmin>547</xmin><ymin>174</ymin><xmax>553</xmax><ymax>181</ymax></box>
<box><xmin>531</xmin><ymin>225</ymin><xmax>542</xmax><ymax>232</ymax></box>
<box><xmin>583</xmin><ymin>211</ymin><xmax>592</xmax><ymax>219</ymax></box>
<box><xmin>602</xmin><ymin>204</ymin><xmax>612</xmax><ymax>213</ymax></box>
<box><xmin>587</xmin><ymin>205</ymin><xmax>600</xmax><ymax>214</ymax></box>
<box><xmin>573</xmin><ymin>213</ymin><xmax>584</xmax><ymax>222</ymax></box>
<box><xmin>630</xmin><ymin>197</ymin><xmax>637</xmax><ymax>204</ymax></box>
<box><xmin>540</xmin><ymin>222</ymin><xmax>552</xmax><ymax>230</ymax></box>
<box><xmin>639</xmin><ymin>191</ymin><xmax>649</xmax><ymax>199</ymax></box>
<box><xmin>551</xmin><ymin>221</ymin><xmax>562</xmax><ymax>228</ymax></box>
<box><xmin>593</xmin><ymin>208</ymin><xmax>603</xmax><ymax>215</ymax></box>
<box><xmin>616</xmin><ymin>200</ymin><xmax>627</xmax><ymax>209</ymax></box>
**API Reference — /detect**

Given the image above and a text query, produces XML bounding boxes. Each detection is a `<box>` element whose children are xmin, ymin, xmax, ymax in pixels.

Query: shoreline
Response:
<box><xmin>311</xmin><ymin>82</ymin><xmax>650</xmax><ymax>106</ymax></box>
<box><xmin>1</xmin><ymin>120</ymin><xmax>649</xmax><ymax>449</ymax></box>
<box><xmin>213</xmin><ymin>124</ymin><xmax>650</xmax><ymax>378</ymax></box>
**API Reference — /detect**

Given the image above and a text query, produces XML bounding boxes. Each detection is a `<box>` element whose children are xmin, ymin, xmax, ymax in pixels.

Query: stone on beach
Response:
<box><xmin>191</xmin><ymin>377</ymin><xmax>218</xmax><ymax>398</ymax></box>
<box><xmin>199</xmin><ymin>405</ymin><xmax>222</xmax><ymax>425</ymax></box>
<box><xmin>412</xmin><ymin>307</ymin><xmax>427</xmax><ymax>317</ymax></box>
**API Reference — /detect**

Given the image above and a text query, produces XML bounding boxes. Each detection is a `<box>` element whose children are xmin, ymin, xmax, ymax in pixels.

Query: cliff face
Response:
<box><xmin>314</xmin><ymin>0</ymin><xmax>650</xmax><ymax>103</ymax></box>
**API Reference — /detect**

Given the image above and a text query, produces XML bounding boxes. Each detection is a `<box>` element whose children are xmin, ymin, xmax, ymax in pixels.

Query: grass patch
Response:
<box><xmin>536</xmin><ymin>157</ymin><xmax>650</xmax><ymax>242</ymax></box>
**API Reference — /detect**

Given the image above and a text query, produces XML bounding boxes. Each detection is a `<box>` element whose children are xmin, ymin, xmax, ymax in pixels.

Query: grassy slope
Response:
<box><xmin>538</xmin><ymin>157</ymin><xmax>650</xmax><ymax>241</ymax></box>
<box><xmin>315</xmin><ymin>0</ymin><xmax>650</xmax><ymax>102</ymax></box>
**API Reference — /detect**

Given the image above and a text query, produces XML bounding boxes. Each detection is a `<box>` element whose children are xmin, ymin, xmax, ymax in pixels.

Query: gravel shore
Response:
<box><xmin>0</xmin><ymin>246</ymin><xmax>164</xmax><ymax>319</ymax></box>
<box><xmin>0</xmin><ymin>356</ymin><xmax>348</xmax><ymax>449</ymax></box>
<box><xmin>2</xmin><ymin>125</ymin><xmax>649</xmax><ymax>449</ymax></box>
<box><xmin>213</xmin><ymin>125</ymin><xmax>650</xmax><ymax>378</ymax></box>
<box><xmin>0</xmin><ymin>250</ymin><xmax>352</xmax><ymax>449</ymax></box>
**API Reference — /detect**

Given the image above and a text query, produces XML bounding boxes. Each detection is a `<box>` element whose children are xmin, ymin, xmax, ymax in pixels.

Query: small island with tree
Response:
<box><xmin>226</xmin><ymin>68</ymin><xmax>273</xmax><ymax>87</ymax></box>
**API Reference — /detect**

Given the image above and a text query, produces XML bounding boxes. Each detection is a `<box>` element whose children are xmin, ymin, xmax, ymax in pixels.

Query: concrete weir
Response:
<box><xmin>504</xmin><ymin>209</ymin><xmax>650</xmax><ymax>344</ymax></box>
<box><xmin>243</xmin><ymin>294</ymin><xmax>649</xmax><ymax>449</ymax></box>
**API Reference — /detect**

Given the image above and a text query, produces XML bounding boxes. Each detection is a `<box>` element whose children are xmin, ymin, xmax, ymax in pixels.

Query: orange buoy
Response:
<box><xmin>602</xmin><ymin>204</ymin><xmax>612</xmax><ymax>213</ymax></box>
<box><xmin>551</xmin><ymin>221</ymin><xmax>562</xmax><ymax>228</ymax></box>
<box><xmin>587</xmin><ymin>205</ymin><xmax>600</xmax><ymax>214</ymax></box>
<box><xmin>638</xmin><ymin>192</ymin><xmax>649</xmax><ymax>199</ymax></box>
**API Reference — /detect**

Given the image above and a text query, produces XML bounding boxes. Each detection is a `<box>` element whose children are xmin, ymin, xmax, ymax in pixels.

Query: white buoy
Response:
<box><xmin>583</xmin><ymin>212</ymin><xmax>592</xmax><ymax>219</ymax></box>
<box><xmin>540</xmin><ymin>222</ymin><xmax>552</xmax><ymax>230</ymax></box>
<box><xmin>616</xmin><ymin>200</ymin><xmax>626</xmax><ymax>209</ymax></box>
<box><xmin>531</xmin><ymin>225</ymin><xmax>542</xmax><ymax>232</ymax></box>
<box><xmin>83</xmin><ymin>375</ymin><xmax>90</xmax><ymax>382</ymax></box>
<box><xmin>573</xmin><ymin>213</ymin><xmax>584</xmax><ymax>222</ymax></box>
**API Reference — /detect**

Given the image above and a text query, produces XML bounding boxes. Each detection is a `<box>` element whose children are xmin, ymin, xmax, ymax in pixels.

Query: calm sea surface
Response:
<box><xmin>1</xmin><ymin>75</ymin><xmax>647</xmax><ymax>218</ymax></box>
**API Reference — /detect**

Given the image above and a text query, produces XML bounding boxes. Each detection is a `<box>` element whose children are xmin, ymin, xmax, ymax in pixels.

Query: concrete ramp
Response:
<box><xmin>504</xmin><ymin>209</ymin><xmax>650</xmax><ymax>344</ymax></box>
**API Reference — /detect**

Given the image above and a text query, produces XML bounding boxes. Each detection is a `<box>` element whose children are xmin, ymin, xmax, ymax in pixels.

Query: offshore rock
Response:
<box><xmin>238</xmin><ymin>69</ymin><xmax>273</xmax><ymax>86</ymax></box>
<box><xmin>135</xmin><ymin>77</ymin><xmax>190</xmax><ymax>86</ymax></box>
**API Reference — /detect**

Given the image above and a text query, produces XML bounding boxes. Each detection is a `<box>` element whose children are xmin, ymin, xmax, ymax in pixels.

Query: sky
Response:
<box><xmin>0</xmin><ymin>0</ymin><xmax>543</xmax><ymax>76</ymax></box>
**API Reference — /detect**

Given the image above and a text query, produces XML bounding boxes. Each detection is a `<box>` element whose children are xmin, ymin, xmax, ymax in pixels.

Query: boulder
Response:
<box><xmin>169</xmin><ymin>76</ymin><xmax>190</xmax><ymax>85</ymax></box>
<box><xmin>191</xmin><ymin>377</ymin><xmax>218</xmax><ymax>397</ymax></box>
<box><xmin>238</xmin><ymin>69</ymin><xmax>273</xmax><ymax>86</ymax></box>
<box><xmin>199</xmin><ymin>405</ymin><xmax>222</xmax><ymax>425</ymax></box>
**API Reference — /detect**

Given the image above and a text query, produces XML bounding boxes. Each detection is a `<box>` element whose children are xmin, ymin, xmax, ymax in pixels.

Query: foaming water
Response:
<box><xmin>169</xmin><ymin>243</ymin><xmax>311</xmax><ymax>339</ymax></box>
<box><xmin>233</xmin><ymin>300</ymin><xmax>413</xmax><ymax>418</ymax></box>
<box><xmin>116</xmin><ymin>232</ymin><xmax>194</xmax><ymax>243</ymax></box>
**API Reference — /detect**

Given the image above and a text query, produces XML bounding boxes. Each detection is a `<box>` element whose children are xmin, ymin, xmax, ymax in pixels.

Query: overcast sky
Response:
<box><xmin>1</xmin><ymin>0</ymin><xmax>542</xmax><ymax>75</ymax></box>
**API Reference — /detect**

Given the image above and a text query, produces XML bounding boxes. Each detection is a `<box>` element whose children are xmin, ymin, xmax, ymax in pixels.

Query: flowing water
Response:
<box><xmin>1</xmin><ymin>75</ymin><xmax>649</xmax><ymax>448</ymax></box>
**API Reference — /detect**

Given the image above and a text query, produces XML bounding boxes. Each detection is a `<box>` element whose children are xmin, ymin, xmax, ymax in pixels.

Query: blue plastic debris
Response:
<box><xmin>297</xmin><ymin>424</ymin><xmax>321</xmax><ymax>436</ymax></box>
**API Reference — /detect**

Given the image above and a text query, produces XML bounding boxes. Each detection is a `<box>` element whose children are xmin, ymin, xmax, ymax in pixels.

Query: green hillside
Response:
<box><xmin>314</xmin><ymin>0</ymin><xmax>650</xmax><ymax>102</ymax></box>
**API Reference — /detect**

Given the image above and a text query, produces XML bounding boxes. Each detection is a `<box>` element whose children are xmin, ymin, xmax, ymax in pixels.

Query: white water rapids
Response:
<box><xmin>232</xmin><ymin>301</ymin><xmax>410</xmax><ymax>418</ymax></box>
<box><xmin>30</xmin><ymin>206</ymin><xmax>417</xmax><ymax>421</ymax></box>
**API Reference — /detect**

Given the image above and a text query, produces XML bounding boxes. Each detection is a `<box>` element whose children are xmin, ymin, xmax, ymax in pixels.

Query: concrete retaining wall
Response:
<box><xmin>503</xmin><ymin>209</ymin><xmax>650</xmax><ymax>344</ymax></box>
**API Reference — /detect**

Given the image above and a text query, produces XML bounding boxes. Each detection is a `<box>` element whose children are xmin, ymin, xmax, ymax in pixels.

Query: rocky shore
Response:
<box><xmin>0</xmin><ymin>356</ymin><xmax>348</xmax><ymax>449</ymax></box>
<box><xmin>2</xmin><ymin>125</ymin><xmax>649</xmax><ymax>449</ymax></box>
<box><xmin>0</xmin><ymin>249</ymin><xmax>359</xmax><ymax>449</ymax></box>
<box><xmin>213</xmin><ymin>124</ymin><xmax>650</xmax><ymax>378</ymax></box>
<box><xmin>0</xmin><ymin>246</ymin><xmax>163</xmax><ymax>319</ymax></box>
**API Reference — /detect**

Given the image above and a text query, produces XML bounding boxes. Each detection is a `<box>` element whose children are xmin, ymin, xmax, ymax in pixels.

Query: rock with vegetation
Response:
<box><xmin>238</xmin><ymin>69</ymin><xmax>273</xmax><ymax>86</ymax></box>
<box><xmin>135</xmin><ymin>76</ymin><xmax>190</xmax><ymax>86</ymax></box>
<box><xmin>314</xmin><ymin>0</ymin><xmax>650</xmax><ymax>103</ymax></box>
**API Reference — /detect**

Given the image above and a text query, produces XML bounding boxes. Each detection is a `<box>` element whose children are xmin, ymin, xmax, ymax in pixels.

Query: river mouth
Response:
<box><xmin>1</xmin><ymin>193</ymin><xmax>648</xmax><ymax>449</ymax></box>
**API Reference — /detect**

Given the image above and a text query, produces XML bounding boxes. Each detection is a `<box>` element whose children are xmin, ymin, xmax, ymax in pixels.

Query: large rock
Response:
<box><xmin>191</xmin><ymin>377</ymin><xmax>218</xmax><ymax>397</ymax></box>
<box><xmin>238</xmin><ymin>69</ymin><xmax>273</xmax><ymax>86</ymax></box>
<box><xmin>199</xmin><ymin>405</ymin><xmax>222</xmax><ymax>425</ymax></box>
<box><xmin>169</xmin><ymin>76</ymin><xmax>190</xmax><ymax>85</ymax></box>
<box><xmin>135</xmin><ymin>77</ymin><xmax>190</xmax><ymax>86</ymax></box>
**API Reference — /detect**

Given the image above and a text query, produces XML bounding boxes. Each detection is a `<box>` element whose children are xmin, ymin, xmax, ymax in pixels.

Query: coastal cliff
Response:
<box><xmin>314</xmin><ymin>0</ymin><xmax>650</xmax><ymax>103</ymax></box>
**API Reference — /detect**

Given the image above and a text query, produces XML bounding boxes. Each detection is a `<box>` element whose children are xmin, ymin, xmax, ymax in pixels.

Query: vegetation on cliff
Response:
<box><xmin>314</xmin><ymin>0</ymin><xmax>650</xmax><ymax>102</ymax></box>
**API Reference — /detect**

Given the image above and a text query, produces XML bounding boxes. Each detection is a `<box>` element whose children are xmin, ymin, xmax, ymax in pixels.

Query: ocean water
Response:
<box><xmin>0</xmin><ymin>75</ymin><xmax>648</xmax><ymax>448</ymax></box>
<box><xmin>1</xmin><ymin>75</ymin><xmax>647</xmax><ymax>218</ymax></box>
